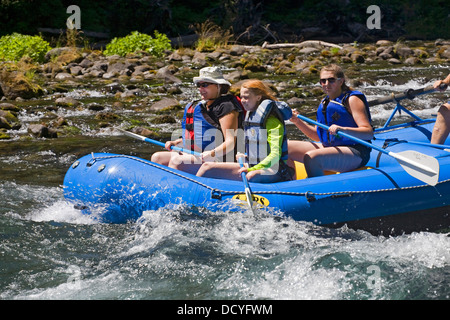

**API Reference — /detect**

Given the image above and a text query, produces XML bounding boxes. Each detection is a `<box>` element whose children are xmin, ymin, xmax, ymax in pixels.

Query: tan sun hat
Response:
<box><xmin>193</xmin><ymin>67</ymin><xmax>231</xmax><ymax>86</ymax></box>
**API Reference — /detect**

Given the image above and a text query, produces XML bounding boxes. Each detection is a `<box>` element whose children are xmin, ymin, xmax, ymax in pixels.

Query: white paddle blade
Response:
<box><xmin>118</xmin><ymin>129</ymin><xmax>146</xmax><ymax>141</ymax></box>
<box><xmin>392</xmin><ymin>150</ymin><xmax>440</xmax><ymax>186</ymax></box>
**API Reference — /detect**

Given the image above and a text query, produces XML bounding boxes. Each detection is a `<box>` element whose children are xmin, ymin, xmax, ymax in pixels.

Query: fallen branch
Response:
<box><xmin>262</xmin><ymin>40</ymin><xmax>343</xmax><ymax>50</ymax></box>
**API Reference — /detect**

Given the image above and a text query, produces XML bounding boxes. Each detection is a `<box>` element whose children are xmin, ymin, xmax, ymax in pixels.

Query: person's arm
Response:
<box><xmin>248</xmin><ymin>115</ymin><xmax>284</xmax><ymax>171</ymax></box>
<box><xmin>290</xmin><ymin>109</ymin><xmax>320</xmax><ymax>141</ymax></box>
<box><xmin>165</xmin><ymin>138</ymin><xmax>183</xmax><ymax>151</ymax></box>
<box><xmin>434</xmin><ymin>74</ymin><xmax>450</xmax><ymax>91</ymax></box>
<box><xmin>328</xmin><ymin>95</ymin><xmax>373</xmax><ymax>140</ymax></box>
<box><xmin>202</xmin><ymin>110</ymin><xmax>239</xmax><ymax>159</ymax></box>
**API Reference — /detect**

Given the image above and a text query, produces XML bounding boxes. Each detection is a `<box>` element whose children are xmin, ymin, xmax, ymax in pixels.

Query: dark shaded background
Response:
<box><xmin>0</xmin><ymin>0</ymin><xmax>448</xmax><ymax>43</ymax></box>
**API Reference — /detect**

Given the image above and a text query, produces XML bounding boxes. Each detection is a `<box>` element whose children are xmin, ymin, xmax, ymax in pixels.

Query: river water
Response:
<box><xmin>1</xmin><ymin>63</ymin><xmax>449</xmax><ymax>301</ymax></box>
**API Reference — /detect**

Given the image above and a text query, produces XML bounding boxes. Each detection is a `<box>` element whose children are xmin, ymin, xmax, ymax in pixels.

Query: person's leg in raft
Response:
<box><xmin>303</xmin><ymin>146</ymin><xmax>362</xmax><ymax>177</ymax></box>
<box><xmin>151</xmin><ymin>151</ymin><xmax>174</xmax><ymax>166</ymax></box>
<box><xmin>196</xmin><ymin>162</ymin><xmax>242</xmax><ymax>180</ymax></box>
<box><xmin>168</xmin><ymin>153</ymin><xmax>203</xmax><ymax>175</ymax></box>
<box><xmin>431</xmin><ymin>103</ymin><xmax>450</xmax><ymax>145</ymax></box>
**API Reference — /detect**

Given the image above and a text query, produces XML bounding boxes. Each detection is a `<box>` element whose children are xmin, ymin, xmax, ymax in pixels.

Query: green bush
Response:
<box><xmin>0</xmin><ymin>33</ymin><xmax>52</xmax><ymax>63</ymax></box>
<box><xmin>103</xmin><ymin>31</ymin><xmax>172</xmax><ymax>57</ymax></box>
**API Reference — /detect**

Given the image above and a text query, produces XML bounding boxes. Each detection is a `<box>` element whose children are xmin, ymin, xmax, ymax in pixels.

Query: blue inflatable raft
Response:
<box><xmin>63</xmin><ymin>107</ymin><xmax>450</xmax><ymax>235</ymax></box>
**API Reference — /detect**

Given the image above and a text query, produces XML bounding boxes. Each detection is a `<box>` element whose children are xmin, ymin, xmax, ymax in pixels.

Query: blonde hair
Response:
<box><xmin>320</xmin><ymin>64</ymin><xmax>352</xmax><ymax>92</ymax></box>
<box><xmin>240</xmin><ymin>79</ymin><xmax>278</xmax><ymax>101</ymax></box>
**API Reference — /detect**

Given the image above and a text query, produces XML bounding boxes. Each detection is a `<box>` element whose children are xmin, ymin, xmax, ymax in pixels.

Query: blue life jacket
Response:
<box><xmin>181</xmin><ymin>95</ymin><xmax>243</xmax><ymax>153</ymax></box>
<box><xmin>244</xmin><ymin>99</ymin><xmax>292</xmax><ymax>167</ymax></box>
<box><xmin>316</xmin><ymin>90</ymin><xmax>371</xmax><ymax>147</ymax></box>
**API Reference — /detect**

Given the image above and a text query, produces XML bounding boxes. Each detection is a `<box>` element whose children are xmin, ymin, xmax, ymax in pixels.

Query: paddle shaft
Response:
<box><xmin>296</xmin><ymin>114</ymin><xmax>437</xmax><ymax>175</ymax></box>
<box><xmin>238</xmin><ymin>157</ymin><xmax>250</xmax><ymax>186</ymax></box>
<box><xmin>238</xmin><ymin>156</ymin><xmax>255</xmax><ymax>213</ymax></box>
<box><xmin>377</xmin><ymin>138</ymin><xmax>450</xmax><ymax>150</ymax></box>
<box><xmin>368</xmin><ymin>83</ymin><xmax>447</xmax><ymax>107</ymax></box>
<box><xmin>119</xmin><ymin>129</ymin><xmax>202</xmax><ymax>157</ymax></box>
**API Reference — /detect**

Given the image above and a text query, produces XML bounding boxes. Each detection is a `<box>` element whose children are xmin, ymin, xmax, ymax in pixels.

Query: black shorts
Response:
<box><xmin>275</xmin><ymin>161</ymin><xmax>296</xmax><ymax>182</ymax></box>
<box><xmin>346</xmin><ymin>144</ymin><xmax>372</xmax><ymax>167</ymax></box>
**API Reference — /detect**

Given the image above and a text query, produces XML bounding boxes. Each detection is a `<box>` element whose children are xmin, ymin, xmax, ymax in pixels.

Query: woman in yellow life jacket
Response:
<box><xmin>196</xmin><ymin>79</ymin><xmax>294</xmax><ymax>183</ymax></box>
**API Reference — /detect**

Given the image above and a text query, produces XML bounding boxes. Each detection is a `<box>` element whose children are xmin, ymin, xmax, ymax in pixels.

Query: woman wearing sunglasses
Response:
<box><xmin>151</xmin><ymin>67</ymin><xmax>243</xmax><ymax>174</ymax></box>
<box><xmin>288</xmin><ymin>64</ymin><xmax>373</xmax><ymax>178</ymax></box>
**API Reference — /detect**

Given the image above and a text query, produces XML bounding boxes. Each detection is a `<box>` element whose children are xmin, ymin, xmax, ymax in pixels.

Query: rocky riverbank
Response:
<box><xmin>0</xmin><ymin>39</ymin><xmax>449</xmax><ymax>140</ymax></box>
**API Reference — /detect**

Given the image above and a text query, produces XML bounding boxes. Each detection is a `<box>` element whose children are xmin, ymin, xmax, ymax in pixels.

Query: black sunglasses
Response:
<box><xmin>320</xmin><ymin>77</ymin><xmax>341</xmax><ymax>85</ymax></box>
<box><xmin>196</xmin><ymin>82</ymin><xmax>215</xmax><ymax>88</ymax></box>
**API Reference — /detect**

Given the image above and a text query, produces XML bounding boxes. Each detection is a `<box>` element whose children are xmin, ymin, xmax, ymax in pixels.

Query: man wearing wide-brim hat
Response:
<box><xmin>151</xmin><ymin>66</ymin><xmax>243</xmax><ymax>171</ymax></box>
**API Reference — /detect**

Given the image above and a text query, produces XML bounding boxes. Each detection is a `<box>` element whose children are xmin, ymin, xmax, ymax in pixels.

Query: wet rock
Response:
<box><xmin>351</xmin><ymin>53</ymin><xmax>365</xmax><ymax>63</ymax></box>
<box><xmin>341</xmin><ymin>56</ymin><xmax>352</xmax><ymax>63</ymax></box>
<box><xmin>105</xmin><ymin>82</ymin><xmax>124</xmax><ymax>93</ymax></box>
<box><xmin>45</xmin><ymin>47</ymin><xmax>83</xmax><ymax>65</ymax></box>
<box><xmin>112</xmin><ymin>101</ymin><xmax>124</xmax><ymax>109</ymax></box>
<box><xmin>69</xmin><ymin>66</ymin><xmax>83</xmax><ymax>75</ymax></box>
<box><xmin>0</xmin><ymin>130</ymin><xmax>10</xmax><ymax>139</ymax></box>
<box><xmin>435</xmin><ymin>39</ymin><xmax>450</xmax><ymax>46</ymax></box>
<box><xmin>132</xmin><ymin>64</ymin><xmax>152</xmax><ymax>76</ymax></box>
<box><xmin>102</xmin><ymin>71</ymin><xmax>119</xmax><ymax>79</ymax></box>
<box><xmin>224</xmin><ymin>70</ymin><xmax>249</xmax><ymax>83</ymax></box>
<box><xmin>287</xmin><ymin>97</ymin><xmax>305</xmax><ymax>108</ymax></box>
<box><xmin>439</xmin><ymin>47</ymin><xmax>450</xmax><ymax>60</ymax></box>
<box><xmin>395</xmin><ymin>45</ymin><xmax>414</xmax><ymax>59</ymax></box>
<box><xmin>377</xmin><ymin>46</ymin><xmax>397</xmax><ymax>60</ymax></box>
<box><xmin>299</xmin><ymin>47</ymin><xmax>319</xmax><ymax>55</ymax></box>
<box><xmin>0</xmin><ymin>116</ymin><xmax>12</xmax><ymax>129</ymax></box>
<box><xmin>55</xmin><ymin>72</ymin><xmax>74</xmax><ymax>80</ymax></box>
<box><xmin>376</xmin><ymin>40</ymin><xmax>393</xmax><ymax>47</ymax></box>
<box><xmin>51</xmin><ymin>116</ymin><xmax>68</xmax><ymax>127</ymax></box>
<box><xmin>388</xmin><ymin>58</ymin><xmax>402</xmax><ymax>64</ymax></box>
<box><xmin>191</xmin><ymin>51</ymin><xmax>207</xmax><ymax>66</ymax></box>
<box><xmin>230</xmin><ymin>45</ymin><xmax>246</xmax><ymax>56</ymax></box>
<box><xmin>167</xmin><ymin>86</ymin><xmax>182</xmax><ymax>95</ymax></box>
<box><xmin>0</xmin><ymin>109</ymin><xmax>18</xmax><ymax>124</ymax></box>
<box><xmin>206</xmin><ymin>51</ymin><xmax>223</xmax><ymax>61</ymax></box>
<box><xmin>119</xmin><ymin>89</ymin><xmax>142</xmax><ymax>99</ymax></box>
<box><xmin>0</xmin><ymin>102</ymin><xmax>20</xmax><ymax>113</ymax></box>
<box><xmin>0</xmin><ymin>69</ymin><xmax>43</xmax><ymax>100</ymax></box>
<box><xmin>150</xmin><ymin>115</ymin><xmax>177</xmax><ymax>124</ymax></box>
<box><xmin>91</xmin><ymin>60</ymin><xmax>108</xmax><ymax>72</ymax></box>
<box><xmin>27</xmin><ymin>124</ymin><xmax>57</xmax><ymax>138</ymax></box>
<box><xmin>55</xmin><ymin>97</ymin><xmax>81</xmax><ymax>107</ymax></box>
<box><xmin>87</xmin><ymin>104</ymin><xmax>105</xmax><ymax>111</ymax></box>
<box><xmin>413</xmin><ymin>49</ymin><xmax>429</xmax><ymax>59</ymax></box>
<box><xmin>155</xmin><ymin>66</ymin><xmax>182</xmax><ymax>84</ymax></box>
<box><xmin>168</xmin><ymin>51</ymin><xmax>183</xmax><ymax>61</ymax></box>
<box><xmin>107</xmin><ymin>61</ymin><xmax>134</xmax><ymax>76</ymax></box>
<box><xmin>79</xmin><ymin>58</ymin><xmax>94</xmax><ymax>69</ymax></box>
<box><xmin>275</xmin><ymin>60</ymin><xmax>296</xmax><ymax>74</ymax></box>
<box><xmin>131</xmin><ymin>126</ymin><xmax>158</xmax><ymax>138</ymax></box>
<box><xmin>149</xmin><ymin>97</ymin><xmax>180</xmax><ymax>112</ymax></box>
<box><xmin>404</xmin><ymin>57</ymin><xmax>421</xmax><ymax>65</ymax></box>
<box><xmin>86</xmin><ymin>69</ymin><xmax>104</xmax><ymax>78</ymax></box>
<box><xmin>94</xmin><ymin>112</ymin><xmax>119</xmax><ymax>121</ymax></box>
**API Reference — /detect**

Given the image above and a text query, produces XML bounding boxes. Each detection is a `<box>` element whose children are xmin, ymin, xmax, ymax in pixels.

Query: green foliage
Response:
<box><xmin>0</xmin><ymin>33</ymin><xmax>51</xmax><ymax>63</ymax></box>
<box><xmin>103</xmin><ymin>31</ymin><xmax>172</xmax><ymax>57</ymax></box>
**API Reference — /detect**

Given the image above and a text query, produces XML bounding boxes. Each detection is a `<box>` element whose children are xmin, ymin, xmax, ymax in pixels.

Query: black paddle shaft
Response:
<box><xmin>368</xmin><ymin>83</ymin><xmax>447</xmax><ymax>107</ymax></box>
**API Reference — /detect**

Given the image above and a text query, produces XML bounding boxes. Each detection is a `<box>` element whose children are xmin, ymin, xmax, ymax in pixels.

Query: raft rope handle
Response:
<box><xmin>86</xmin><ymin>154</ymin><xmax>446</xmax><ymax>198</ymax></box>
<box><xmin>86</xmin><ymin>152</ymin><xmax>97</xmax><ymax>167</ymax></box>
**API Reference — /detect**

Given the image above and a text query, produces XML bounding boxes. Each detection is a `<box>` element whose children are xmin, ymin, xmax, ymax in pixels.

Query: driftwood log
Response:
<box><xmin>261</xmin><ymin>40</ymin><xmax>343</xmax><ymax>50</ymax></box>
